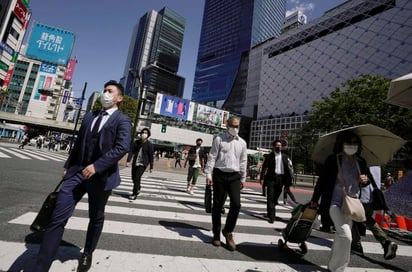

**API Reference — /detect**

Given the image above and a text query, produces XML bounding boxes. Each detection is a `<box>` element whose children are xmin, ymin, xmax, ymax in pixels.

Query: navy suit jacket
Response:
<box><xmin>64</xmin><ymin>109</ymin><xmax>131</xmax><ymax>191</ymax></box>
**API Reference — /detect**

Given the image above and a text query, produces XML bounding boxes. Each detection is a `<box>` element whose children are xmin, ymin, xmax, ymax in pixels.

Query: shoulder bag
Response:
<box><xmin>337</xmin><ymin>156</ymin><xmax>366</xmax><ymax>222</ymax></box>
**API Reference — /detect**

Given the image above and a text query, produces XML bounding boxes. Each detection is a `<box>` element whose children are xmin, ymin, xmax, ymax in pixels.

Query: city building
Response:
<box><xmin>121</xmin><ymin>6</ymin><xmax>185</xmax><ymax>105</ymax></box>
<box><xmin>0</xmin><ymin>0</ymin><xmax>31</xmax><ymax>88</ymax></box>
<box><xmin>191</xmin><ymin>0</ymin><xmax>286</xmax><ymax>108</ymax></box>
<box><xmin>282</xmin><ymin>10</ymin><xmax>307</xmax><ymax>34</ymax></box>
<box><xmin>248</xmin><ymin>0</ymin><xmax>412</xmax><ymax>149</ymax></box>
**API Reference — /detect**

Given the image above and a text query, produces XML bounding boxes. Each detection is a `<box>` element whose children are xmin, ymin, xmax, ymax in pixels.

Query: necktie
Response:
<box><xmin>91</xmin><ymin>111</ymin><xmax>106</xmax><ymax>135</ymax></box>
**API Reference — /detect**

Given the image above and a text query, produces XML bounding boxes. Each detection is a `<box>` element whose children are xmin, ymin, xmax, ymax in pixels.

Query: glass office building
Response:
<box><xmin>122</xmin><ymin>7</ymin><xmax>185</xmax><ymax>100</ymax></box>
<box><xmin>191</xmin><ymin>0</ymin><xmax>286</xmax><ymax>107</ymax></box>
<box><xmin>249</xmin><ymin>0</ymin><xmax>412</xmax><ymax>149</ymax></box>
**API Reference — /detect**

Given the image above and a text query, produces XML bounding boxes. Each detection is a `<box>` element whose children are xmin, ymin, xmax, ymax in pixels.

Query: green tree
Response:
<box><xmin>294</xmin><ymin>75</ymin><xmax>412</xmax><ymax>171</ymax></box>
<box><xmin>92</xmin><ymin>95</ymin><xmax>137</xmax><ymax>122</ymax></box>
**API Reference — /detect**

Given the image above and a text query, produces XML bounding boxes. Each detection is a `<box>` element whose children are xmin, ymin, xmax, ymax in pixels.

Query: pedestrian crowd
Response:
<box><xmin>27</xmin><ymin>81</ymin><xmax>402</xmax><ymax>272</ymax></box>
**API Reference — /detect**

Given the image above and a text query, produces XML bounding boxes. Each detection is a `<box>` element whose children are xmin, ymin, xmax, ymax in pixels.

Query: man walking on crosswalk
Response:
<box><xmin>205</xmin><ymin>116</ymin><xmax>247</xmax><ymax>251</ymax></box>
<box><xmin>33</xmin><ymin>80</ymin><xmax>131</xmax><ymax>272</ymax></box>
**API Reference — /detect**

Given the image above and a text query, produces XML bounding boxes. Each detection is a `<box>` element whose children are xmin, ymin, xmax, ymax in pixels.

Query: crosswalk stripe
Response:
<box><xmin>0</xmin><ymin>146</ymin><xmax>31</xmax><ymax>159</ymax></box>
<box><xmin>0</xmin><ymin>150</ymin><xmax>11</xmax><ymax>158</ymax></box>
<box><xmin>0</xmin><ymin>240</ymin><xmax>333</xmax><ymax>272</ymax></box>
<box><xmin>8</xmin><ymin>212</ymin><xmax>411</xmax><ymax>257</ymax></box>
<box><xmin>22</xmin><ymin>149</ymin><xmax>66</xmax><ymax>161</ymax></box>
<box><xmin>10</xmin><ymin>148</ymin><xmax>48</xmax><ymax>160</ymax></box>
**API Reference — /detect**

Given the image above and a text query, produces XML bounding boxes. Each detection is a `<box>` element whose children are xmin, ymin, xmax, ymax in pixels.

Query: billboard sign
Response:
<box><xmin>26</xmin><ymin>23</ymin><xmax>75</xmax><ymax>66</ymax></box>
<box><xmin>13</xmin><ymin>0</ymin><xmax>28</xmax><ymax>23</ymax></box>
<box><xmin>39</xmin><ymin>62</ymin><xmax>57</xmax><ymax>74</ymax></box>
<box><xmin>196</xmin><ymin>104</ymin><xmax>228</xmax><ymax>128</ymax></box>
<box><xmin>63</xmin><ymin>58</ymin><xmax>76</xmax><ymax>80</ymax></box>
<box><xmin>154</xmin><ymin>93</ymin><xmax>195</xmax><ymax>121</ymax></box>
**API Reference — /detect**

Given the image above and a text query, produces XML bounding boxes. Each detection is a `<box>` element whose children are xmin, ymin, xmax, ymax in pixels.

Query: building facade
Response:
<box><xmin>191</xmin><ymin>0</ymin><xmax>286</xmax><ymax>107</ymax></box>
<box><xmin>249</xmin><ymin>0</ymin><xmax>412</xmax><ymax>149</ymax></box>
<box><xmin>122</xmin><ymin>7</ymin><xmax>185</xmax><ymax>102</ymax></box>
<box><xmin>0</xmin><ymin>0</ymin><xmax>30</xmax><ymax>88</ymax></box>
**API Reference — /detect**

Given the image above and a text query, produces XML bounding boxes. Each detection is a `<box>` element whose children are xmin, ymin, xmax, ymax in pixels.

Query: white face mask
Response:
<box><xmin>228</xmin><ymin>127</ymin><xmax>239</xmax><ymax>137</ymax></box>
<box><xmin>343</xmin><ymin>144</ymin><xmax>358</xmax><ymax>156</ymax></box>
<box><xmin>100</xmin><ymin>92</ymin><xmax>115</xmax><ymax>108</ymax></box>
<box><xmin>141</xmin><ymin>133</ymin><xmax>148</xmax><ymax>140</ymax></box>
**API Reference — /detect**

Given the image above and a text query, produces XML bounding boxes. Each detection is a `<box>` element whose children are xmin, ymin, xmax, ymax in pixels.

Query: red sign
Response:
<box><xmin>3</xmin><ymin>68</ymin><xmax>14</xmax><ymax>87</ymax></box>
<box><xmin>63</xmin><ymin>59</ymin><xmax>77</xmax><ymax>80</ymax></box>
<box><xmin>13</xmin><ymin>0</ymin><xmax>28</xmax><ymax>23</ymax></box>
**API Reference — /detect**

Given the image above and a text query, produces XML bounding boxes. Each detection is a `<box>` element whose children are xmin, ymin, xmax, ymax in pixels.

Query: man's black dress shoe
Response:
<box><xmin>77</xmin><ymin>253</ymin><xmax>92</xmax><ymax>272</ymax></box>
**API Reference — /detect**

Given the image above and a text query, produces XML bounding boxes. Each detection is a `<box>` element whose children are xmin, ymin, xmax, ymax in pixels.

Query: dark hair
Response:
<box><xmin>196</xmin><ymin>138</ymin><xmax>203</xmax><ymax>143</ymax></box>
<box><xmin>333</xmin><ymin>130</ymin><xmax>363</xmax><ymax>155</ymax></box>
<box><xmin>141</xmin><ymin>128</ymin><xmax>151</xmax><ymax>138</ymax></box>
<box><xmin>104</xmin><ymin>80</ymin><xmax>124</xmax><ymax>96</ymax></box>
<box><xmin>272</xmin><ymin>139</ymin><xmax>282</xmax><ymax>146</ymax></box>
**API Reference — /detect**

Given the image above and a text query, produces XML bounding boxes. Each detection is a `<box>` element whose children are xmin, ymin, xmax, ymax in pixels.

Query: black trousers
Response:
<box><xmin>212</xmin><ymin>168</ymin><xmax>241</xmax><ymax>238</ymax></box>
<box><xmin>266</xmin><ymin>175</ymin><xmax>283</xmax><ymax>220</ymax></box>
<box><xmin>131</xmin><ymin>165</ymin><xmax>146</xmax><ymax>195</ymax></box>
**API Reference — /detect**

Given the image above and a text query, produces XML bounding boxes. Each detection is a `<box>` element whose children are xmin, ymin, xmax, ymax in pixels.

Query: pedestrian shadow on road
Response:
<box><xmin>7</xmin><ymin>232</ymin><xmax>80</xmax><ymax>271</ymax></box>
<box><xmin>178</xmin><ymin>200</ymin><xmax>204</xmax><ymax>210</ymax></box>
<box><xmin>158</xmin><ymin>220</ymin><xmax>210</xmax><ymax>242</ymax></box>
<box><xmin>112</xmin><ymin>190</ymin><xmax>132</xmax><ymax>199</ymax></box>
<box><xmin>236</xmin><ymin>242</ymin><xmax>328</xmax><ymax>271</ymax></box>
<box><xmin>354</xmin><ymin>253</ymin><xmax>407</xmax><ymax>271</ymax></box>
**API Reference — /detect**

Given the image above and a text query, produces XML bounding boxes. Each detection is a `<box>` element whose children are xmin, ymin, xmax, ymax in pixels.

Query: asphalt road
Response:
<box><xmin>0</xmin><ymin>142</ymin><xmax>411</xmax><ymax>272</ymax></box>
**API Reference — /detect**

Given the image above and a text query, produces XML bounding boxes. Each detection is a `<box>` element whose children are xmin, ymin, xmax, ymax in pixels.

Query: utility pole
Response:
<box><xmin>129</xmin><ymin>67</ymin><xmax>146</xmax><ymax>145</ymax></box>
<box><xmin>69</xmin><ymin>82</ymin><xmax>87</xmax><ymax>152</ymax></box>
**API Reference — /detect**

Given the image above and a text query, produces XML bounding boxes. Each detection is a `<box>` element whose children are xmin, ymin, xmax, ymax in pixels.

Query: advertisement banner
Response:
<box><xmin>154</xmin><ymin>93</ymin><xmax>195</xmax><ymax>121</ymax></box>
<box><xmin>63</xmin><ymin>58</ymin><xmax>76</xmax><ymax>80</ymax></box>
<box><xmin>196</xmin><ymin>104</ymin><xmax>228</xmax><ymax>128</ymax></box>
<box><xmin>39</xmin><ymin>62</ymin><xmax>57</xmax><ymax>74</ymax></box>
<box><xmin>13</xmin><ymin>0</ymin><xmax>28</xmax><ymax>23</ymax></box>
<box><xmin>62</xmin><ymin>90</ymin><xmax>69</xmax><ymax>104</ymax></box>
<box><xmin>26</xmin><ymin>23</ymin><xmax>75</xmax><ymax>66</ymax></box>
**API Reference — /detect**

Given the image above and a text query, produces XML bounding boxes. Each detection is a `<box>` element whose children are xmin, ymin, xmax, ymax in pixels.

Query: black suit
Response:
<box><xmin>260</xmin><ymin>152</ymin><xmax>293</xmax><ymax>220</ymax></box>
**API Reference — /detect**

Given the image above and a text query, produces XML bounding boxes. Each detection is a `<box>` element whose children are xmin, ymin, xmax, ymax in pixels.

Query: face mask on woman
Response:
<box><xmin>343</xmin><ymin>144</ymin><xmax>358</xmax><ymax>156</ymax></box>
<box><xmin>141</xmin><ymin>133</ymin><xmax>148</xmax><ymax>140</ymax></box>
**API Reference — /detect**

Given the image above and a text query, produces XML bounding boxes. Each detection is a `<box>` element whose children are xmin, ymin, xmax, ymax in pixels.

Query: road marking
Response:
<box><xmin>0</xmin><ymin>147</ymin><xmax>30</xmax><ymax>159</ymax></box>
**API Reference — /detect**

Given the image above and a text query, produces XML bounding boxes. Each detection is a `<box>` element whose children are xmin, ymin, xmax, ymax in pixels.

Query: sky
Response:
<box><xmin>27</xmin><ymin>0</ymin><xmax>345</xmax><ymax>100</ymax></box>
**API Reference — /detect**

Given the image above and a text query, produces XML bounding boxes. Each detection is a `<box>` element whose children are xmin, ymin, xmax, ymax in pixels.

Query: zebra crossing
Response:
<box><xmin>0</xmin><ymin>144</ymin><xmax>68</xmax><ymax>161</ymax></box>
<box><xmin>2</xmin><ymin>167</ymin><xmax>411</xmax><ymax>271</ymax></box>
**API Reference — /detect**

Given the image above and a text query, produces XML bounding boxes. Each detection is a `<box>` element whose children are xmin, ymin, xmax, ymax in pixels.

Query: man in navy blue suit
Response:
<box><xmin>33</xmin><ymin>80</ymin><xmax>131</xmax><ymax>272</ymax></box>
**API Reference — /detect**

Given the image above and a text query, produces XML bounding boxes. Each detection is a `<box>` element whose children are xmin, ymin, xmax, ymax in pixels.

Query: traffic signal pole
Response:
<box><xmin>69</xmin><ymin>82</ymin><xmax>87</xmax><ymax>152</ymax></box>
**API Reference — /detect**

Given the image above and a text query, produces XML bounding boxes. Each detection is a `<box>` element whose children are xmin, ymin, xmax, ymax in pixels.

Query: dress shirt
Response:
<box><xmin>205</xmin><ymin>132</ymin><xmax>247</xmax><ymax>182</ymax></box>
<box><xmin>91</xmin><ymin>108</ymin><xmax>117</xmax><ymax>133</ymax></box>
<box><xmin>274</xmin><ymin>152</ymin><xmax>284</xmax><ymax>175</ymax></box>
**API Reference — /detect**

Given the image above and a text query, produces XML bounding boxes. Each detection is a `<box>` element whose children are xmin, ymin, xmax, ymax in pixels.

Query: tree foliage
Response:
<box><xmin>293</xmin><ymin>74</ymin><xmax>412</xmax><ymax>171</ymax></box>
<box><xmin>92</xmin><ymin>95</ymin><xmax>137</xmax><ymax>122</ymax></box>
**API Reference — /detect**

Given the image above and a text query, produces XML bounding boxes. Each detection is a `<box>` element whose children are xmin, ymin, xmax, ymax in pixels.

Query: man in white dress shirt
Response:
<box><xmin>205</xmin><ymin>116</ymin><xmax>247</xmax><ymax>251</ymax></box>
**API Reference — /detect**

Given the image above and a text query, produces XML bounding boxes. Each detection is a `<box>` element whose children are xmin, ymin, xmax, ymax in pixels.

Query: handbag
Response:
<box><xmin>204</xmin><ymin>184</ymin><xmax>212</xmax><ymax>213</ymax></box>
<box><xmin>368</xmin><ymin>175</ymin><xmax>389</xmax><ymax>211</ymax></box>
<box><xmin>30</xmin><ymin>179</ymin><xmax>64</xmax><ymax>232</ymax></box>
<box><xmin>341</xmin><ymin>192</ymin><xmax>366</xmax><ymax>222</ymax></box>
<box><xmin>337</xmin><ymin>156</ymin><xmax>366</xmax><ymax>222</ymax></box>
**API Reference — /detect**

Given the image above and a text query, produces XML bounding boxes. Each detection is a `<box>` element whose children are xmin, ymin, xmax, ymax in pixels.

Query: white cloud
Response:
<box><xmin>286</xmin><ymin>2</ymin><xmax>315</xmax><ymax>17</ymax></box>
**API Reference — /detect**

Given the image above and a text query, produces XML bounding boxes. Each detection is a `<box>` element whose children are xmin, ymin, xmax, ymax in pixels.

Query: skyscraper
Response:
<box><xmin>191</xmin><ymin>0</ymin><xmax>286</xmax><ymax>107</ymax></box>
<box><xmin>122</xmin><ymin>7</ymin><xmax>185</xmax><ymax>103</ymax></box>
